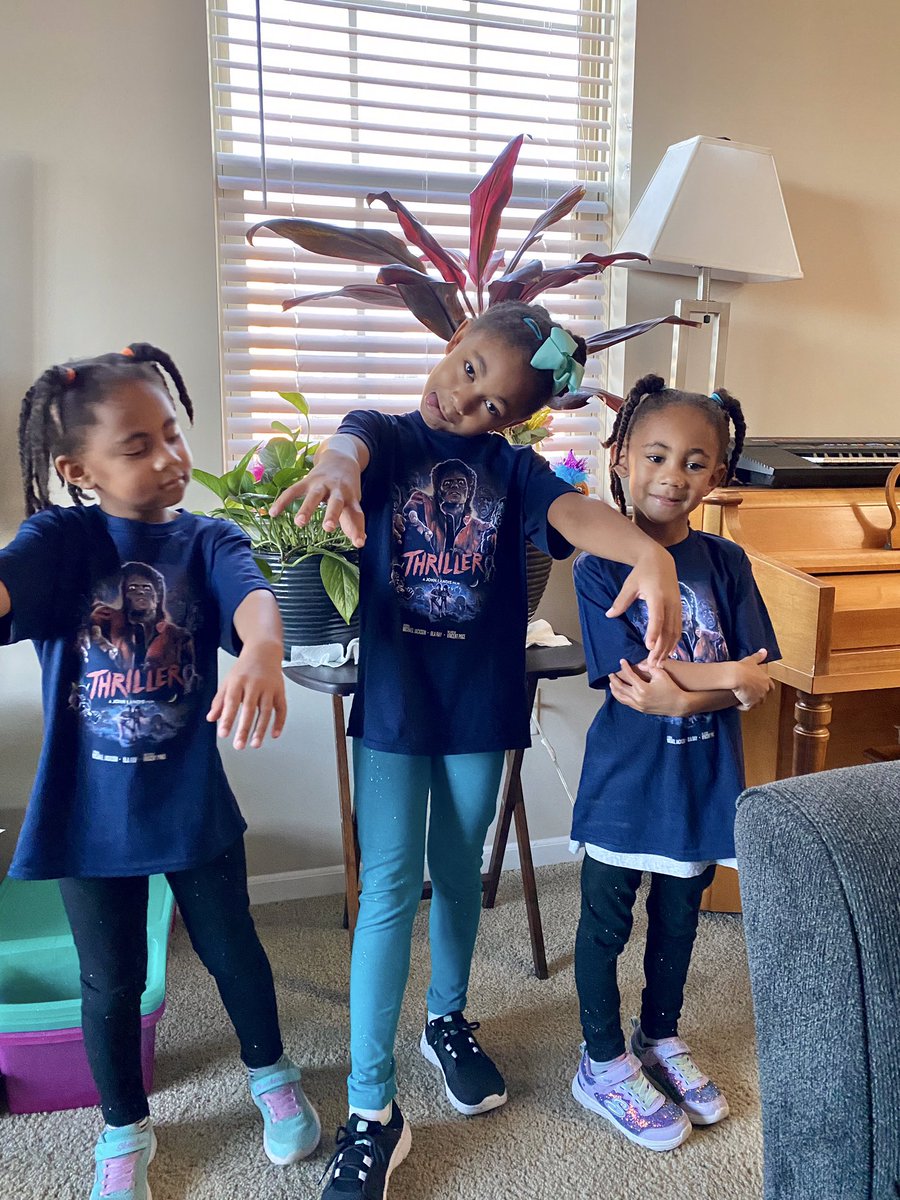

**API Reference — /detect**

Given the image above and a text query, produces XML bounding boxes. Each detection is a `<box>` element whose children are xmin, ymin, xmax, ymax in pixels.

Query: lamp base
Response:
<box><xmin>670</xmin><ymin>295</ymin><xmax>731</xmax><ymax>394</ymax></box>
<box><xmin>670</xmin><ymin>295</ymin><xmax>730</xmax><ymax>395</ymax></box>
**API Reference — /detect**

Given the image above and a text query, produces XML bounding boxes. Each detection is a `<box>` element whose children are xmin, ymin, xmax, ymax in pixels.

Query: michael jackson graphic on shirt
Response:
<box><xmin>390</xmin><ymin>457</ymin><xmax>504</xmax><ymax>624</ymax></box>
<box><xmin>633</xmin><ymin>581</ymin><xmax>729</xmax><ymax>733</ymax></box>
<box><xmin>69</xmin><ymin>560</ymin><xmax>200</xmax><ymax>751</ymax></box>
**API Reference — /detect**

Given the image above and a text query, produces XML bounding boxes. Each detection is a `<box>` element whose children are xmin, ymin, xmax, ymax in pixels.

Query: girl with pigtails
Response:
<box><xmin>1</xmin><ymin>346</ymin><xmax>320</xmax><ymax>1199</ymax></box>
<box><xmin>569</xmin><ymin>374</ymin><xmax>780</xmax><ymax>1152</ymax></box>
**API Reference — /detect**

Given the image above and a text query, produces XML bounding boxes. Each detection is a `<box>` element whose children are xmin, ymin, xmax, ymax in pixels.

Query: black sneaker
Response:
<box><xmin>319</xmin><ymin>1102</ymin><xmax>411</xmax><ymax>1199</ymax></box>
<box><xmin>419</xmin><ymin>1011</ymin><xmax>508</xmax><ymax>1116</ymax></box>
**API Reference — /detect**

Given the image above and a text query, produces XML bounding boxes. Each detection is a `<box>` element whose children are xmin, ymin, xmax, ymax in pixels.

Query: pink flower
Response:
<box><xmin>249</xmin><ymin>459</ymin><xmax>265</xmax><ymax>483</ymax></box>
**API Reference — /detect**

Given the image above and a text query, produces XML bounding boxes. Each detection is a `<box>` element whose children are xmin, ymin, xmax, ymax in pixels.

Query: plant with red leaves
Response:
<box><xmin>247</xmin><ymin>134</ymin><xmax>692</xmax><ymax>404</ymax></box>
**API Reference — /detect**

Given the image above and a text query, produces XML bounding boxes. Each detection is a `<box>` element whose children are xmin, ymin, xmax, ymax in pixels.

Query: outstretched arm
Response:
<box><xmin>207</xmin><ymin>589</ymin><xmax>287</xmax><ymax>750</ymax></box>
<box><xmin>548</xmin><ymin>492</ymin><xmax>681</xmax><ymax>665</ymax></box>
<box><xmin>269</xmin><ymin>433</ymin><xmax>370</xmax><ymax>547</ymax></box>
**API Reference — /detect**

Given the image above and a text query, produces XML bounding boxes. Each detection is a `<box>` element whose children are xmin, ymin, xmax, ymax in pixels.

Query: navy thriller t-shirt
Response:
<box><xmin>571</xmin><ymin>531</ymin><xmax>780</xmax><ymax>863</ymax></box>
<box><xmin>338</xmin><ymin>410</ymin><xmax>575</xmax><ymax>755</ymax></box>
<box><xmin>0</xmin><ymin>506</ymin><xmax>270</xmax><ymax>879</ymax></box>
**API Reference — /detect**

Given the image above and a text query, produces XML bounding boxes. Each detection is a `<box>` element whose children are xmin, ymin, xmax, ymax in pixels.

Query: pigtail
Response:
<box><xmin>18</xmin><ymin>366</ymin><xmax>73</xmax><ymax>516</ymax></box>
<box><xmin>712</xmin><ymin>388</ymin><xmax>746</xmax><ymax>483</ymax></box>
<box><xmin>603</xmin><ymin>374</ymin><xmax>666</xmax><ymax>514</ymax></box>
<box><xmin>124</xmin><ymin>343</ymin><xmax>194</xmax><ymax>424</ymax></box>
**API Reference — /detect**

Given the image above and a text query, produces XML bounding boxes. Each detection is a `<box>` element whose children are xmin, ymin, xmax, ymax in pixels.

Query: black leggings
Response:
<box><xmin>574</xmin><ymin>855</ymin><xmax>716</xmax><ymax>1062</ymax></box>
<box><xmin>59</xmin><ymin>838</ymin><xmax>283</xmax><ymax>1126</ymax></box>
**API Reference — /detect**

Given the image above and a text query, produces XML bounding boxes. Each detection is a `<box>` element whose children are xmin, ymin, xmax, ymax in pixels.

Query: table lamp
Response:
<box><xmin>612</xmin><ymin>135</ymin><xmax>802</xmax><ymax>392</ymax></box>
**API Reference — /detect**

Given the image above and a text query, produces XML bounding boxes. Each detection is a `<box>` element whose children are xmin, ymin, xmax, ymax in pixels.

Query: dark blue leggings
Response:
<box><xmin>59</xmin><ymin>838</ymin><xmax>283</xmax><ymax>1126</ymax></box>
<box><xmin>575</xmin><ymin>856</ymin><xmax>716</xmax><ymax>1062</ymax></box>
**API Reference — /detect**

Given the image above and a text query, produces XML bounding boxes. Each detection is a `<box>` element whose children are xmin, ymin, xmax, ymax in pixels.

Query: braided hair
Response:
<box><xmin>604</xmin><ymin>374</ymin><xmax>746</xmax><ymax>515</ymax></box>
<box><xmin>18</xmin><ymin>343</ymin><xmax>194</xmax><ymax>516</ymax></box>
<box><xmin>468</xmin><ymin>301</ymin><xmax>588</xmax><ymax>413</ymax></box>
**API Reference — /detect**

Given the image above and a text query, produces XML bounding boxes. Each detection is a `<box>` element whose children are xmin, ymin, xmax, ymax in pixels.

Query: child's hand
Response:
<box><xmin>609</xmin><ymin>658</ymin><xmax>690</xmax><ymax>717</ymax></box>
<box><xmin>269</xmin><ymin>451</ymin><xmax>366</xmax><ymax>548</ymax></box>
<box><xmin>606</xmin><ymin>547</ymin><xmax>682</xmax><ymax>666</ymax></box>
<box><xmin>732</xmin><ymin>649</ymin><xmax>773</xmax><ymax>711</ymax></box>
<box><xmin>207</xmin><ymin>641</ymin><xmax>287</xmax><ymax>750</ymax></box>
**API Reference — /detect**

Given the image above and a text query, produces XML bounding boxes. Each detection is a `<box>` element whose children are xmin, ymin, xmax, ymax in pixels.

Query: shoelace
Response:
<box><xmin>661</xmin><ymin>1051</ymin><xmax>705</xmax><ymax>1090</ymax></box>
<box><xmin>319</xmin><ymin>1122</ymin><xmax>380</xmax><ymax>1188</ymax></box>
<box><xmin>101</xmin><ymin>1150</ymin><xmax>140</xmax><ymax>1197</ymax></box>
<box><xmin>435</xmin><ymin>1016</ymin><xmax>483</xmax><ymax>1058</ymax></box>
<box><xmin>262</xmin><ymin>1082</ymin><xmax>302</xmax><ymax>1122</ymax></box>
<box><xmin>614</xmin><ymin>1069</ymin><xmax>664</xmax><ymax>1113</ymax></box>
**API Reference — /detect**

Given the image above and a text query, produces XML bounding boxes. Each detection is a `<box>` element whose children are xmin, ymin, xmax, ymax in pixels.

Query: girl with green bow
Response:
<box><xmin>271</xmin><ymin>299</ymin><xmax>683</xmax><ymax>1200</ymax></box>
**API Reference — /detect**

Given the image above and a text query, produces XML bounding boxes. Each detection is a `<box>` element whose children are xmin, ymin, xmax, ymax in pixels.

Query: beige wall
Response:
<box><xmin>2</xmin><ymin>0</ymin><xmax>898</xmax><ymax>882</ymax></box>
<box><xmin>622</xmin><ymin>0</ymin><xmax>900</xmax><ymax>436</ymax></box>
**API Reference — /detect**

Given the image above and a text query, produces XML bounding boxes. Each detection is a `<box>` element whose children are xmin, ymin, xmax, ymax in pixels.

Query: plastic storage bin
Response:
<box><xmin>0</xmin><ymin>874</ymin><xmax>174</xmax><ymax>1114</ymax></box>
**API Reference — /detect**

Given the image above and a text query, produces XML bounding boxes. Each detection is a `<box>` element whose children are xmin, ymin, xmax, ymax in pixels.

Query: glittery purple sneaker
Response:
<box><xmin>630</xmin><ymin>1025</ymin><xmax>730</xmax><ymax>1126</ymax></box>
<box><xmin>571</xmin><ymin>1047</ymin><xmax>691</xmax><ymax>1151</ymax></box>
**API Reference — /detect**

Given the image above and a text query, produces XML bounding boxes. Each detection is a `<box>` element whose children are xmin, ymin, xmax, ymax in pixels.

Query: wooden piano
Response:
<box><xmin>698</xmin><ymin>453</ymin><xmax>900</xmax><ymax>911</ymax></box>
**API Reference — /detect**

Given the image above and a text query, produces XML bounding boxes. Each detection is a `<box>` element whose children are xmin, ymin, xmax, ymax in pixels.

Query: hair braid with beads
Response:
<box><xmin>17</xmin><ymin>344</ymin><xmax>194</xmax><ymax>517</ymax></box>
<box><xmin>603</xmin><ymin>373</ymin><xmax>746</xmax><ymax>515</ymax></box>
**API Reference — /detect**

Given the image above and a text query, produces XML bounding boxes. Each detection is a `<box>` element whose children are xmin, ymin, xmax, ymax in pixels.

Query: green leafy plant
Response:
<box><xmin>193</xmin><ymin>392</ymin><xmax>359</xmax><ymax>624</ymax></box>
<box><xmin>247</xmin><ymin>133</ymin><xmax>692</xmax><ymax>407</ymax></box>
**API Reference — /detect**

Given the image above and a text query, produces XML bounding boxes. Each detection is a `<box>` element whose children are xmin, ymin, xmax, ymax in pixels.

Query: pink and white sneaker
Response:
<box><xmin>630</xmin><ymin>1024</ymin><xmax>730</xmax><ymax>1126</ymax></box>
<box><xmin>571</xmin><ymin>1047</ymin><xmax>691</xmax><ymax>1151</ymax></box>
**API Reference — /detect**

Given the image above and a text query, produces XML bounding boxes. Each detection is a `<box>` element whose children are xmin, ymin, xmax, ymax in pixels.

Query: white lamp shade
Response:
<box><xmin>614</xmin><ymin>136</ymin><xmax>802</xmax><ymax>283</ymax></box>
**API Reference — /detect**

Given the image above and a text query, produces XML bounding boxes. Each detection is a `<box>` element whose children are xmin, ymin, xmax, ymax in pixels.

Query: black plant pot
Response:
<box><xmin>256</xmin><ymin>550</ymin><xmax>360</xmax><ymax>654</ymax></box>
<box><xmin>526</xmin><ymin>541</ymin><xmax>553</xmax><ymax>620</ymax></box>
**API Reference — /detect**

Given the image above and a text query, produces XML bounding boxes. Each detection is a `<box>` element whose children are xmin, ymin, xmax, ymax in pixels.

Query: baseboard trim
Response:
<box><xmin>247</xmin><ymin>835</ymin><xmax>574</xmax><ymax>906</ymax></box>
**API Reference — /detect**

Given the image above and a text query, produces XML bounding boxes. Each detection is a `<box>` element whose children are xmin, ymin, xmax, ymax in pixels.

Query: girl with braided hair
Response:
<box><xmin>267</xmin><ymin>302</ymin><xmax>684</xmax><ymax>1200</ymax></box>
<box><xmin>569</xmin><ymin>374</ymin><xmax>780</xmax><ymax>1150</ymax></box>
<box><xmin>1</xmin><ymin>346</ymin><xmax>320</xmax><ymax>1199</ymax></box>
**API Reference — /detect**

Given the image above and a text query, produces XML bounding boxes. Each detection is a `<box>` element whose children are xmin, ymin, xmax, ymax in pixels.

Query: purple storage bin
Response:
<box><xmin>0</xmin><ymin>1001</ymin><xmax>165</xmax><ymax>1114</ymax></box>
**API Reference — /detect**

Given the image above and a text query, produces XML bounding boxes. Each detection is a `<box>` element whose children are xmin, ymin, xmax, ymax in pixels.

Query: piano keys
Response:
<box><xmin>735</xmin><ymin>437</ymin><xmax>900</xmax><ymax>488</ymax></box>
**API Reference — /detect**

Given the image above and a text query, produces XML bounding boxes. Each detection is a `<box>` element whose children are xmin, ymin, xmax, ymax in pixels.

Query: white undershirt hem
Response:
<box><xmin>570</xmin><ymin>840</ymin><xmax>737</xmax><ymax>879</ymax></box>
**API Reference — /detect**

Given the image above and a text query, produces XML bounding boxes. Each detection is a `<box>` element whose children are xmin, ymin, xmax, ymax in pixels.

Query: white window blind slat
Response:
<box><xmin>210</xmin><ymin>0</ymin><xmax>621</xmax><ymax>475</ymax></box>
<box><xmin>214</xmin><ymin>86</ymin><xmax>612</xmax><ymax>133</ymax></box>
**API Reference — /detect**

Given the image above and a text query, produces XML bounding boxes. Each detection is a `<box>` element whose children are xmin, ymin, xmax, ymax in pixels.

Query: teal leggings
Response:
<box><xmin>348</xmin><ymin>742</ymin><xmax>504</xmax><ymax>1110</ymax></box>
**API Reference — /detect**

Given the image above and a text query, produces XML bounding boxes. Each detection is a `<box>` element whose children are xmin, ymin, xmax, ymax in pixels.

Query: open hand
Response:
<box><xmin>269</xmin><ymin>454</ymin><xmax>366</xmax><ymax>548</ymax></box>
<box><xmin>207</xmin><ymin>642</ymin><xmax>287</xmax><ymax>749</ymax></box>
<box><xmin>609</xmin><ymin>658</ymin><xmax>689</xmax><ymax>717</ymax></box>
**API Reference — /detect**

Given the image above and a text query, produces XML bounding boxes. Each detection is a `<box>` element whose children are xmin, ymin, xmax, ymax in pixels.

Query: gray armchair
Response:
<box><xmin>735</xmin><ymin>762</ymin><xmax>900</xmax><ymax>1200</ymax></box>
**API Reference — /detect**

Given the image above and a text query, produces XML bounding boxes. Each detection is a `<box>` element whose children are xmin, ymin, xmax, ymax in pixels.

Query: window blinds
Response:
<box><xmin>209</xmin><ymin>0</ymin><xmax>621</xmax><ymax>474</ymax></box>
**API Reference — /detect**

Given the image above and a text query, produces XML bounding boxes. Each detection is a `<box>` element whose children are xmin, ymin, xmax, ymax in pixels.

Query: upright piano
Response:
<box><xmin>697</xmin><ymin>440</ymin><xmax>900</xmax><ymax>911</ymax></box>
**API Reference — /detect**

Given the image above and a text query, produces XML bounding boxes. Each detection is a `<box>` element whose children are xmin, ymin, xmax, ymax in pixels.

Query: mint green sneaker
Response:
<box><xmin>249</xmin><ymin>1058</ymin><xmax>321</xmax><ymax>1165</ymax></box>
<box><xmin>90</xmin><ymin>1122</ymin><xmax>157</xmax><ymax>1200</ymax></box>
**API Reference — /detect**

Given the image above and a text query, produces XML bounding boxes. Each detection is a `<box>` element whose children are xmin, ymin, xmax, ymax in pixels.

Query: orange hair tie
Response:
<box><xmin>64</xmin><ymin>367</ymin><xmax>76</xmax><ymax>383</ymax></box>
<box><xmin>120</xmin><ymin>346</ymin><xmax>135</xmax><ymax>358</ymax></box>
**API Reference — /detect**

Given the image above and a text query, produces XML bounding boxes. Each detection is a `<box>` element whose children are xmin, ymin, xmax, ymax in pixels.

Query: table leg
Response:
<box><xmin>482</xmin><ymin>747</ymin><xmax>522</xmax><ymax>909</ymax></box>
<box><xmin>481</xmin><ymin>678</ymin><xmax>547</xmax><ymax>977</ymax></box>
<box><xmin>512</xmin><ymin>789</ymin><xmax>548</xmax><ymax>980</ymax></box>
<box><xmin>331</xmin><ymin>695</ymin><xmax>360</xmax><ymax>938</ymax></box>
<box><xmin>791</xmin><ymin>691</ymin><xmax>833</xmax><ymax>776</ymax></box>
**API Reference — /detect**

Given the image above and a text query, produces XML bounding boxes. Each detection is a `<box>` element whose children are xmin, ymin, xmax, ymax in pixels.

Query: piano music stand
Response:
<box><xmin>283</xmin><ymin>641</ymin><xmax>586</xmax><ymax>980</ymax></box>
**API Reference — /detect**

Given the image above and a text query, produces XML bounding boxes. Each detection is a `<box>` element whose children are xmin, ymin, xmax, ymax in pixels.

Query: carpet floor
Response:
<box><xmin>1</xmin><ymin>861</ymin><xmax>762</xmax><ymax>1199</ymax></box>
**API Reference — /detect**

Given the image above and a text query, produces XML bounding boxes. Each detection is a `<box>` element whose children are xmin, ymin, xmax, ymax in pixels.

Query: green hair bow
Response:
<box><xmin>529</xmin><ymin>325</ymin><xmax>585</xmax><ymax>396</ymax></box>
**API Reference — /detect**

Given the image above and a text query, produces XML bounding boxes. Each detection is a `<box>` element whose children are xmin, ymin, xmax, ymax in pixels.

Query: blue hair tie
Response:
<box><xmin>710</xmin><ymin>391</ymin><xmax>725</xmax><ymax>408</ymax></box>
<box><xmin>523</xmin><ymin>316</ymin><xmax>543</xmax><ymax>341</ymax></box>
